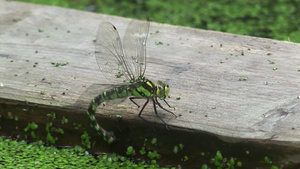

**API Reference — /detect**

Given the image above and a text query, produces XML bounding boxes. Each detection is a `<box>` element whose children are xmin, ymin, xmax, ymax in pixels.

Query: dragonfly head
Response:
<box><xmin>156</xmin><ymin>81</ymin><xmax>170</xmax><ymax>100</ymax></box>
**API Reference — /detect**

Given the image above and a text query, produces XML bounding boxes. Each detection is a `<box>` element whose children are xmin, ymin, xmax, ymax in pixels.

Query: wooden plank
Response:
<box><xmin>1</xmin><ymin>0</ymin><xmax>300</xmax><ymax>151</ymax></box>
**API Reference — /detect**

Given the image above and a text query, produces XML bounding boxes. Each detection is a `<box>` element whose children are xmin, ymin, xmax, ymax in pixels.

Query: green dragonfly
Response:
<box><xmin>87</xmin><ymin>19</ymin><xmax>176</xmax><ymax>143</ymax></box>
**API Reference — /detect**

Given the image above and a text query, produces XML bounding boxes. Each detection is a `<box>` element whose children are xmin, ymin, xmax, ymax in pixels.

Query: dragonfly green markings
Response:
<box><xmin>87</xmin><ymin>19</ymin><xmax>176</xmax><ymax>143</ymax></box>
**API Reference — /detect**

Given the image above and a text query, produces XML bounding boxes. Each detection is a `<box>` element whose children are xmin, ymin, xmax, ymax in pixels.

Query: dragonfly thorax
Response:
<box><xmin>155</xmin><ymin>81</ymin><xmax>170</xmax><ymax>100</ymax></box>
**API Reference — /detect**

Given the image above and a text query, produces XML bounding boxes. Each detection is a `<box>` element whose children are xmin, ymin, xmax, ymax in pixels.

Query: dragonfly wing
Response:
<box><xmin>95</xmin><ymin>22</ymin><xmax>131</xmax><ymax>83</ymax></box>
<box><xmin>123</xmin><ymin>19</ymin><xmax>150</xmax><ymax>79</ymax></box>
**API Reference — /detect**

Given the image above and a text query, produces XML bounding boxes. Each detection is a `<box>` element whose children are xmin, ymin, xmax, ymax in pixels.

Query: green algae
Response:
<box><xmin>0</xmin><ymin>137</ymin><xmax>175</xmax><ymax>168</ymax></box>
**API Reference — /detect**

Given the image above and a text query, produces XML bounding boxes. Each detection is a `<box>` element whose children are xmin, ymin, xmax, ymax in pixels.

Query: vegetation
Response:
<box><xmin>14</xmin><ymin>0</ymin><xmax>300</xmax><ymax>43</ymax></box>
<box><xmin>0</xmin><ymin>137</ymin><xmax>173</xmax><ymax>168</ymax></box>
<box><xmin>1</xmin><ymin>136</ymin><xmax>283</xmax><ymax>168</ymax></box>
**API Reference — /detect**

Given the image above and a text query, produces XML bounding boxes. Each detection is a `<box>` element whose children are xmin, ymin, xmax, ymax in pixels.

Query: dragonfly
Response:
<box><xmin>87</xmin><ymin>19</ymin><xmax>176</xmax><ymax>143</ymax></box>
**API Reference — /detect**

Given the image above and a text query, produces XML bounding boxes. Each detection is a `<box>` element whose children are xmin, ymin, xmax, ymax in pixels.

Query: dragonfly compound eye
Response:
<box><xmin>156</xmin><ymin>81</ymin><xmax>170</xmax><ymax>99</ymax></box>
<box><xmin>165</xmin><ymin>85</ymin><xmax>170</xmax><ymax>97</ymax></box>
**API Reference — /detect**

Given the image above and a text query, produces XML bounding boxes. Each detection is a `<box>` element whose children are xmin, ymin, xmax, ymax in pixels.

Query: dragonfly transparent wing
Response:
<box><xmin>123</xmin><ymin>19</ymin><xmax>150</xmax><ymax>79</ymax></box>
<box><xmin>95</xmin><ymin>22</ymin><xmax>131</xmax><ymax>83</ymax></box>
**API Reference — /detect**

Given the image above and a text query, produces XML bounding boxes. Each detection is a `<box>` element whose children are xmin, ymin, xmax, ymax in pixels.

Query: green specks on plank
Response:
<box><xmin>116</xmin><ymin>71</ymin><xmax>124</xmax><ymax>78</ymax></box>
<box><xmin>239</xmin><ymin>77</ymin><xmax>247</xmax><ymax>81</ymax></box>
<box><xmin>115</xmin><ymin>115</ymin><xmax>122</xmax><ymax>119</ymax></box>
<box><xmin>155</xmin><ymin>41</ymin><xmax>163</xmax><ymax>45</ymax></box>
<box><xmin>268</xmin><ymin>60</ymin><xmax>275</xmax><ymax>64</ymax></box>
<box><xmin>51</xmin><ymin>62</ymin><xmax>69</xmax><ymax>67</ymax></box>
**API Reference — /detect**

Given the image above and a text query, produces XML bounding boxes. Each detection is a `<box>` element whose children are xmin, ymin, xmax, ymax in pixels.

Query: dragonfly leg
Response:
<box><xmin>153</xmin><ymin>98</ymin><xmax>169</xmax><ymax>130</ymax></box>
<box><xmin>155</xmin><ymin>97</ymin><xmax>177</xmax><ymax>118</ymax></box>
<box><xmin>137</xmin><ymin>98</ymin><xmax>152</xmax><ymax>123</ymax></box>
<box><xmin>163</xmin><ymin>99</ymin><xmax>176</xmax><ymax>110</ymax></box>
<box><xmin>129</xmin><ymin>97</ymin><xmax>142</xmax><ymax>108</ymax></box>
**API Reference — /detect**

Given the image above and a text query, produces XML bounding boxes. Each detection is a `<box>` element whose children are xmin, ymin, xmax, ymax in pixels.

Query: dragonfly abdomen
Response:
<box><xmin>86</xmin><ymin>83</ymin><xmax>147</xmax><ymax>143</ymax></box>
<box><xmin>86</xmin><ymin>86</ymin><xmax>133</xmax><ymax>143</ymax></box>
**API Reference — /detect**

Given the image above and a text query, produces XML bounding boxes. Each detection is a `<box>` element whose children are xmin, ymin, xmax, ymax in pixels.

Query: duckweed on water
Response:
<box><xmin>0</xmin><ymin>137</ymin><xmax>174</xmax><ymax>168</ymax></box>
<box><xmin>73</xmin><ymin>122</ymin><xmax>81</xmax><ymax>130</ymax></box>
<box><xmin>151</xmin><ymin>138</ymin><xmax>157</xmax><ymax>145</ymax></box>
<box><xmin>7</xmin><ymin>112</ymin><xmax>13</xmax><ymax>119</ymax></box>
<box><xmin>24</xmin><ymin>122</ymin><xmax>38</xmax><ymax>132</ymax></box>
<box><xmin>264</xmin><ymin>156</ymin><xmax>272</xmax><ymax>164</ymax></box>
<box><xmin>24</xmin><ymin>122</ymin><xmax>38</xmax><ymax>139</ymax></box>
<box><xmin>140</xmin><ymin>147</ymin><xmax>146</xmax><ymax>155</ymax></box>
<box><xmin>61</xmin><ymin>116</ymin><xmax>68</xmax><ymax>124</ymax></box>
<box><xmin>178</xmin><ymin>143</ymin><xmax>184</xmax><ymax>150</ymax></box>
<box><xmin>81</xmin><ymin>131</ymin><xmax>92</xmax><ymax>149</ymax></box>
<box><xmin>47</xmin><ymin>112</ymin><xmax>56</xmax><ymax>120</ymax></box>
<box><xmin>181</xmin><ymin>156</ymin><xmax>188</xmax><ymax>162</ymax></box>
<box><xmin>126</xmin><ymin>146</ymin><xmax>136</xmax><ymax>155</ymax></box>
<box><xmin>147</xmin><ymin>150</ymin><xmax>161</xmax><ymax>160</ymax></box>
<box><xmin>173</xmin><ymin>145</ymin><xmax>179</xmax><ymax>154</ymax></box>
<box><xmin>46</xmin><ymin>123</ymin><xmax>58</xmax><ymax>144</ymax></box>
<box><xmin>210</xmin><ymin>150</ymin><xmax>243</xmax><ymax>168</ymax></box>
<box><xmin>173</xmin><ymin>143</ymin><xmax>184</xmax><ymax>154</ymax></box>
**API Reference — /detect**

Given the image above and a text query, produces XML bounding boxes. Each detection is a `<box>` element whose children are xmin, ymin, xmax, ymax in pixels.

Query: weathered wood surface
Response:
<box><xmin>1</xmin><ymin>0</ymin><xmax>300</xmax><ymax>150</ymax></box>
